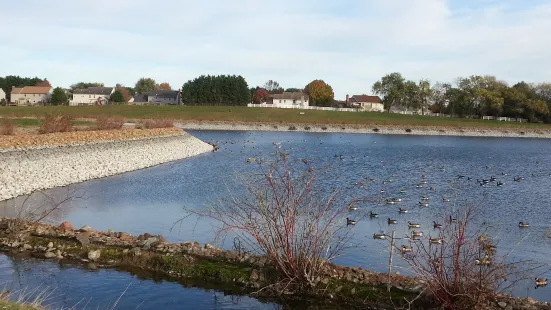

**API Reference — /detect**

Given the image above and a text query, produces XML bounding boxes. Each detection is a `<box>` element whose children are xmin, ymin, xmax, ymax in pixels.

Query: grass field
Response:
<box><xmin>1</xmin><ymin>105</ymin><xmax>550</xmax><ymax>129</ymax></box>
<box><xmin>12</xmin><ymin>118</ymin><xmax>92</xmax><ymax>127</ymax></box>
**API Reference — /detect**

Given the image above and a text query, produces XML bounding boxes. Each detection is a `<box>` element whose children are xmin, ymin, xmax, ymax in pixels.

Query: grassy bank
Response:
<box><xmin>11</xmin><ymin>118</ymin><xmax>92</xmax><ymax>127</ymax></box>
<box><xmin>0</xmin><ymin>301</ymin><xmax>40</xmax><ymax>310</ymax></box>
<box><xmin>1</xmin><ymin>106</ymin><xmax>550</xmax><ymax>129</ymax></box>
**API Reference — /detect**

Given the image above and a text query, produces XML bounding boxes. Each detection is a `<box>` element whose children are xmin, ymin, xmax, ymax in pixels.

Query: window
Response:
<box><xmin>279</xmin><ymin>100</ymin><xmax>282</xmax><ymax>103</ymax></box>
<box><xmin>293</xmin><ymin>99</ymin><xmax>296</xmax><ymax>104</ymax></box>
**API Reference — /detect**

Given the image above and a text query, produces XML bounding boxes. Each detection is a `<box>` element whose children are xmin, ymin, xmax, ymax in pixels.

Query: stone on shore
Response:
<box><xmin>88</xmin><ymin>249</ymin><xmax>101</xmax><ymax>261</ymax></box>
<box><xmin>79</xmin><ymin>225</ymin><xmax>93</xmax><ymax>232</ymax></box>
<box><xmin>59</xmin><ymin>222</ymin><xmax>73</xmax><ymax>231</ymax></box>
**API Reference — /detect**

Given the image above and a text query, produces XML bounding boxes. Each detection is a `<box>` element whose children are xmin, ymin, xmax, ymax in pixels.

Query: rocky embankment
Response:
<box><xmin>0</xmin><ymin>218</ymin><xmax>548</xmax><ymax>310</ymax></box>
<box><xmin>176</xmin><ymin>121</ymin><xmax>551</xmax><ymax>139</ymax></box>
<box><xmin>0</xmin><ymin>128</ymin><xmax>214</xmax><ymax>201</ymax></box>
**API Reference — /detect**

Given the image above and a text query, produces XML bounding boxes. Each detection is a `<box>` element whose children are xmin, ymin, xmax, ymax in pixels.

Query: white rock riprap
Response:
<box><xmin>0</xmin><ymin>133</ymin><xmax>213</xmax><ymax>201</ymax></box>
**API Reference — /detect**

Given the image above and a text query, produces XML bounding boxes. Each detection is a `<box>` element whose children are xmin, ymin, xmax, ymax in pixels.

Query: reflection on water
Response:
<box><xmin>2</xmin><ymin>130</ymin><xmax>551</xmax><ymax>306</ymax></box>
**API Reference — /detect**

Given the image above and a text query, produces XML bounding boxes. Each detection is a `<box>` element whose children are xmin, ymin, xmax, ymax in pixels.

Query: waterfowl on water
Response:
<box><xmin>535</xmin><ymin>278</ymin><xmax>548</xmax><ymax>287</ymax></box>
<box><xmin>388</xmin><ymin>218</ymin><xmax>398</xmax><ymax>225</ymax></box>
<box><xmin>449</xmin><ymin>216</ymin><xmax>457</xmax><ymax>223</ymax></box>
<box><xmin>519</xmin><ymin>222</ymin><xmax>529</xmax><ymax>228</ymax></box>
<box><xmin>419</xmin><ymin>180</ymin><xmax>428</xmax><ymax>184</ymax></box>
<box><xmin>497</xmin><ymin>181</ymin><xmax>504</xmax><ymax>187</ymax></box>
<box><xmin>418</xmin><ymin>202</ymin><xmax>429</xmax><ymax>207</ymax></box>
<box><xmin>433</xmin><ymin>221</ymin><xmax>442</xmax><ymax>229</ymax></box>
<box><xmin>475</xmin><ymin>258</ymin><xmax>492</xmax><ymax>266</ymax></box>
<box><xmin>429</xmin><ymin>237</ymin><xmax>443</xmax><ymax>244</ymax></box>
<box><xmin>411</xmin><ymin>231</ymin><xmax>423</xmax><ymax>238</ymax></box>
<box><xmin>401</xmin><ymin>245</ymin><xmax>413</xmax><ymax>253</ymax></box>
<box><xmin>408</xmin><ymin>221</ymin><xmax>421</xmax><ymax>228</ymax></box>
<box><xmin>373</xmin><ymin>233</ymin><xmax>386</xmax><ymax>239</ymax></box>
<box><xmin>348</xmin><ymin>205</ymin><xmax>359</xmax><ymax>211</ymax></box>
<box><xmin>386</xmin><ymin>199</ymin><xmax>397</xmax><ymax>205</ymax></box>
<box><xmin>369</xmin><ymin>211</ymin><xmax>379</xmax><ymax>218</ymax></box>
<box><xmin>441</xmin><ymin>197</ymin><xmax>451</xmax><ymax>202</ymax></box>
<box><xmin>399</xmin><ymin>208</ymin><xmax>408</xmax><ymax>213</ymax></box>
<box><xmin>421</xmin><ymin>195</ymin><xmax>429</xmax><ymax>201</ymax></box>
<box><xmin>399</xmin><ymin>189</ymin><xmax>406</xmax><ymax>194</ymax></box>
<box><xmin>346</xmin><ymin>217</ymin><xmax>357</xmax><ymax>225</ymax></box>
<box><xmin>415</xmin><ymin>184</ymin><xmax>425</xmax><ymax>188</ymax></box>
<box><xmin>380</xmin><ymin>189</ymin><xmax>386</xmax><ymax>193</ymax></box>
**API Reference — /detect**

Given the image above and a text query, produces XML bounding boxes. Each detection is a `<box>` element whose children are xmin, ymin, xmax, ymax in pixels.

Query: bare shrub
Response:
<box><xmin>395</xmin><ymin>202</ymin><xmax>539</xmax><ymax>310</ymax></box>
<box><xmin>181</xmin><ymin>147</ymin><xmax>369</xmax><ymax>292</ymax></box>
<box><xmin>38</xmin><ymin>113</ymin><xmax>74</xmax><ymax>134</ymax></box>
<box><xmin>142</xmin><ymin>119</ymin><xmax>174</xmax><ymax>129</ymax></box>
<box><xmin>95</xmin><ymin>116</ymin><xmax>125</xmax><ymax>130</ymax></box>
<box><xmin>0</xmin><ymin>118</ymin><xmax>15</xmax><ymax>135</ymax></box>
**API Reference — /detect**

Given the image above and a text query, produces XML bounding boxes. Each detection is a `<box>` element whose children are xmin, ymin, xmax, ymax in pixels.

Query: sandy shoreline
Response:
<box><xmin>175</xmin><ymin>121</ymin><xmax>551</xmax><ymax>139</ymax></box>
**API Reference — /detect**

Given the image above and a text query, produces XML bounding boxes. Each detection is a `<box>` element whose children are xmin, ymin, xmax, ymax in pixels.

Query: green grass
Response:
<box><xmin>0</xmin><ymin>105</ymin><xmax>550</xmax><ymax>129</ymax></box>
<box><xmin>0</xmin><ymin>301</ymin><xmax>41</xmax><ymax>310</ymax></box>
<box><xmin>9</xmin><ymin>118</ymin><xmax>91</xmax><ymax>127</ymax></box>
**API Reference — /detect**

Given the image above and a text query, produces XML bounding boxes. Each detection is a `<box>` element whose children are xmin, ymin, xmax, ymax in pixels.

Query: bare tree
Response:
<box><xmin>181</xmin><ymin>147</ymin><xmax>373</xmax><ymax>292</ymax></box>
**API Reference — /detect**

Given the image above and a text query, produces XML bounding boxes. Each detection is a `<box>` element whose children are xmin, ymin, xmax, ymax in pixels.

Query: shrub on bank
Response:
<box><xmin>142</xmin><ymin>119</ymin><xmax>174</xmax><ymax>129</ymax></box>
<box><xmin>304</xmin><ymin>126</ymin><xmax>311</xmax><ymax>131</ymax></box>
<box><xmin>405</xmin><ymin>128</ymin><xmax>412</xmax><ymax>133</ymax></box>
<box><xmin>95</xmin><ymin>116</ymin><xmax>124</xmax><ymax>130</ymax></box>
<box><xmin>38</xmin><ymin>113</ymin><xmax>74</xmax><ymax>134</ymax></box>
<box><xmin>372</xmin><ymin>128</ymin><xmax>379</xmax><ymax>132</ymax></box>
<box><xmin>0</xmin><ymin>118</ymin><xmax>15</xmax><ymax>135</ymax></box>
<box><xmin>288</xmin><ymin>126</ymin><xmax>297</xmax><ymax>130</ymax></box>
<box><xmin>321</xmin><ymin>126</ymin><xmax>327</xmax><ymax>130</ymax></box>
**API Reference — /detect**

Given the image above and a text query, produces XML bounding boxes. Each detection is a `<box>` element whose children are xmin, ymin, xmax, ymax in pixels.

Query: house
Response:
<box><xmin>71</xmin><ymin>87</ymin><xmax>115</xmax><ymax>105</ymax></box>
<box><xmin>0</xmin><ymin>88</ymin><xmax>5</xmax><ymax>103</ymax></box>
<box><xmin>129</xmin><ymin>90</ymin><xmax>180</xmax><ymax>105</ymax></box>
<box><xmin>10</xmin><ymin>86</ymin><xmax>53</xmax><ymax>106</ymax></box>
<box><xmin>266</xmin><ymin>92</ymin><xmax>309</xmax><ymax>107</ymax></box>
<box><xmin>346</xmin><ymin>94</ymin><xmax>384</xmax><ymax>112</ymax></box>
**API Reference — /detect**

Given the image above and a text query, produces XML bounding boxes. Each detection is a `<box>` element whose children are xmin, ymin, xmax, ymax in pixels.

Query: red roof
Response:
<box><xmin>350</xmin><ymin>95</ymin><xmax>382</xmax><ymax>103</ymax></box>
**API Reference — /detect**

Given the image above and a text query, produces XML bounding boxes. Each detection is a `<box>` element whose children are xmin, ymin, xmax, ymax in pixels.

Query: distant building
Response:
<box><xmin>0</xmin><ymin>88</ymin><xmax>5</xmax><ymax>102</ymax></box>
<box><xmin>10</xmin><ymin>86</ymin><xmax>53</xmax><ymax>106</ymax></box>
<box><xmin>346</xmin><ymin>95</ymin><xmax>384</xmax><ymax>112</ymax></box>
<box><xmin>71</xmin><ymin>87</ymin><xmax>115</xmax><ymax>105</ymax></box>
<box><xmin>266</xmin><ymin>92</ymin><xmax>309</xmax><ymax>107</ymax></box>
<box><xmin>129</xmin><ymin>90</ymin><xmax>180</xmax><ymax>105</ymax></box>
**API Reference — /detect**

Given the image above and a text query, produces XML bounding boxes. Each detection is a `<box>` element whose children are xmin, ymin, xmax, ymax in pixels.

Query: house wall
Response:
<box><xmin>0</xmin><ymin>89</ymin><xmax>5</xmax><ymax>102</ymax></box>
<box><xmin>71</xmin><ymin>91</ymin><xmax>113</xmax><ymax>105</ymax></box>
<box><xmin>147</xmin><ymin>95</ymin><xmax>178</xmax><ymax>104</ymax></box>
<box><xmin>270</xmin><ymin>98</ymin><xmax>309</xmax><ymax>107</ymax></box>
<box><xmin>12</xmin><ymin>91</ymin><xmax>53</xmax><ymax>106</ymax></box>
<box><xmin>359</xmin><ymin>102</ymin><xmax>384</xmax><ymax>112</ymax></box>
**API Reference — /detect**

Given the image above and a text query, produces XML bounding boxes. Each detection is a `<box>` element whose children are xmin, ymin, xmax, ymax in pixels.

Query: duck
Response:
<box><xmin>348</xmin><ymin>205</ymin><xmax>359</xmax><ymax>211</ymax></box>
<box><xmin>399</xmin><ymin>208</ymin><xmax>408</xmax><ymax>213</ymax></box>
<box><xmin>373</xmin><ymin>233</ymin><xmax>386</xmax><ymax>239</ymax></box>
<box><xmin>449</xmin><ymin>216</ymin><xmax>457</xmax><ymax>223</ymax></box>
<box><xmin>388</xmin><ymin>218</ymin><xmax>398</xmax><ymax>225</ymax></box>
<box><xmin>535</xmin><ymin>278</ymin><xmax>548</xmax><ymax>287</ymax></box>
<box><xmin>433</xmin><ymin>221</ymin><xmax>442</xmax><ymax>229</ymax></box>
<box><xmin>408</xmin><ymin>221</ymin><xmax>421</xmax><ymax>228</ymax></box>
<box><xmin>380</xmin><ymin>189</ymin><xmax>386</xmax><ymax>193</ymax></box>
<box><xmin>415</xmin><ymin>184</ymin><xmax>425</xmax><ymax>188</ymax></box>
<box><xmin>441</xmin><ymin>197</ymin><xmax>451</xmax><ymax>202</ymax></box>
<box><xmin>418</xmin><ymin>202</ymin><xmax>429</xmax><ymax>207</ymax></box>
<box><xmin>369</xmin><ymin>211</ymin><xmax>378</xmax><ymax>218</ymax></box>
<box><xmin>519</xmin><ymin>222</ymin><xmax>529</xmax><ymax>228</ymax></box>
<box><xmin>399</xmin><ymin>189</ymin><xmax>406</xmax><ymax>194</ymax></box>
<box><xmin>401</xmin><ymin>245</ymin><xmax>413</xmax><ymax>253</ymax></box>
<box><xmin>497</xmin><ymin>181</ymin><xmax>504</xmax><ymax>187</ymax></box>
<box><xmin>419</xmin><ymin>180</ymin><xmax>428</xmax><ymax>184</ymax></box>
<box><xmin>411</xmin><ymin>231</ymin><xmax>423</xmax><ymax>238</ymax></box>
<box><xmin>346</xmin><ymin>217</ymin><xmax>357</xmax><ymax>225</ymax></box>
<box><xmin>429</xmin><ymin>237</ymin><xmax>443</xmax><ymax>244</ymax></box>
<box><xmin>386</xmin><ymin>199</ymin><xmax>397</xmax><ymax>205</ymax></box>
<box><xmin>475</xmin><ymin>258</ymin><xmax>492</xmax><ymax>266</ymax></box>
<box><xmin>421</xmin><ymin>195</ymin><xmax>429</xmax><ymax>201</ymax></box>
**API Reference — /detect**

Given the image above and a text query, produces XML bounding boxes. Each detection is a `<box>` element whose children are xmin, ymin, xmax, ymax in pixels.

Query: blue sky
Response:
<box><xmin>1</xmin><ymin>0</ymin><xmax>550</xmax><ymax>98</ymax></box>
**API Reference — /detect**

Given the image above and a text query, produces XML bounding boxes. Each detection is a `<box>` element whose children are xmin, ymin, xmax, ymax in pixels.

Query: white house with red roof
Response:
<box><xmin>346</xmin><ymin>94</ymin><xmax>384</xmax><ymax>112</ymax></box>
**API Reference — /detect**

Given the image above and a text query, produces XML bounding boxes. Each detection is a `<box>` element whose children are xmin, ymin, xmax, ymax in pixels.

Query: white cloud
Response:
<box><xmin>1</xmin><ymin>0</ymin><xmax>551</xmax><ymax>98</ymax></box>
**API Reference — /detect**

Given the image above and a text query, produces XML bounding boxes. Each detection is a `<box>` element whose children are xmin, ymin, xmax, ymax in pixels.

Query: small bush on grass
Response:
<box><xmin>273</xmin><ymin>125</ymin><xmax>278</xmax><ymax>129</ymax></box>
<box><xmin>288</xmin><ymin>126</ymin><xmax>297</xmax><ymax>131</ymax></box>
<box><xmin>143</xmin><ymin>119</ymin><xmax>174</xmax><ymax>129</ymax></box>
<box><xmin>95</xmin><ymin>116</ymin><xmax>124</xmax><ymax>130</ymax></box>
<box><xmin>304</xmin><ymin>126</ymin><xmax>311</xmax><ymax>131</ymax></box>
<box><xmin>0</xmin><ymin>118</ymin><xmax>15</xmax><ymax>135</ymax></box>
<box><xmin>519</xmin><ymin>131</ymin><xmax>525</xmax><ymax>135</ymax></box>
<box><xmin>321</xmin><ymin>126</ymin><xmax>327</xmax><ymax>130</ymax></box>
<box><xmin>405</xmin><ymin>128</ymin><xmax>412</xmax><ymax>133</ymax></box>
<box><xmin>372</xmin><ymin>128</ymin><xmax>379</xmax><ymax>132</ymax></box>
<box><xmin>38</xmin><ymin>113</ymin><xmax>74</xmax><ymax>134</ymax></box>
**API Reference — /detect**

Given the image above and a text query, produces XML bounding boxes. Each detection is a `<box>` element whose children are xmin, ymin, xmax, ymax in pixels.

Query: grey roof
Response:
<box><xmin>270</xmin><ymin>92</ymin><xmax>309</xmax><ymax>100</ymax></box>
<box><xmin>132</xmin><ymin>94</ymin><xmax>148</xmax><ymax>102</ymax></box>
<box><xmin>73</xmin><ymin>87</ymin><xmax>114</xmax><ymax>95</ymax></box>
<box><xmin>145</xmin><ymin>90</ymin><xmax>178</xmax><ymax>99</ymax></box>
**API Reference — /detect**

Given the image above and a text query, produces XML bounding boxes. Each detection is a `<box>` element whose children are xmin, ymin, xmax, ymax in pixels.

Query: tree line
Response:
<box><xmin>372</xmin><ymin>72</ymin><xmax>551</xmax><ymax>123</ymax></box>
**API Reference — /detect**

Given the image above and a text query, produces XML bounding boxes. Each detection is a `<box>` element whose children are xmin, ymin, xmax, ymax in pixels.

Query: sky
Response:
<box><xmin>1</xmin><ymin>0</ymin><xmax>551</xmax><ymax>98</ymax></box>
